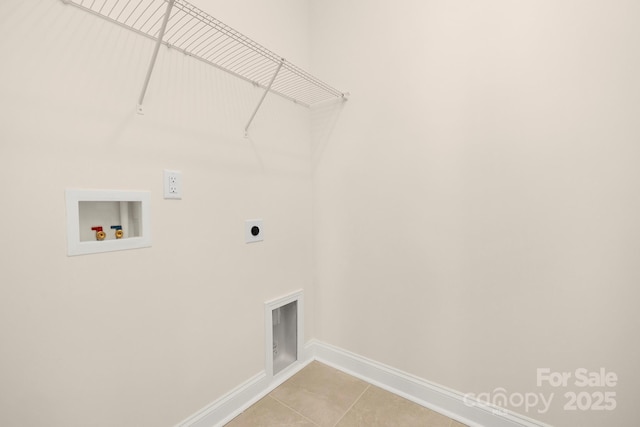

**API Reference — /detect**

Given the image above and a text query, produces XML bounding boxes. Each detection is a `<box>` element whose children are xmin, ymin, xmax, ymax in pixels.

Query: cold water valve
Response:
<box><xmin>91</xmin><ymin>226</ymin><xmax>106</xmax><ymax>241</ymax></box>
<box><xmin>110</xmin><ymin>225</ymin><xmax>124</xmax><ymax>239</ymax></box>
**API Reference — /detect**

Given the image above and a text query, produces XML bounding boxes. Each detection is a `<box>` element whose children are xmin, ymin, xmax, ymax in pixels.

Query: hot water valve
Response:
<box><xmin>91</xmin><ymin>226</ymin><xmax>106</xmax><ymax>241</ymax></box>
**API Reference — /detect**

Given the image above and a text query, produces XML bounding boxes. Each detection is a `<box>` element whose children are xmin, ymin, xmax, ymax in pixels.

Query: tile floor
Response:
<box><xmin>226</xmin><ymin>361</ymin><xmax>468</xmax><ymax>427</ymax></box>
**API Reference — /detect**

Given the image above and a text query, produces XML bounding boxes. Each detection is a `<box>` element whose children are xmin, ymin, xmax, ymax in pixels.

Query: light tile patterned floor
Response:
<box><xmin>226</xmin><ymin>361</ymin><xmax>468</xmax><ymax>427</ymax></box>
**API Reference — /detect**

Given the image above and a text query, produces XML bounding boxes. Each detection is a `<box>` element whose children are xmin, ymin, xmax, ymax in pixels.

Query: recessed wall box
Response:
<box><xmin>265</xmin><ymin>290</ymin><xmax>303</xmax><ymax>377</ymax></box>
<box><xmin>65</xmin><ymin>190</ymin><xmax>151</xmax><ymax>256</ymax></box>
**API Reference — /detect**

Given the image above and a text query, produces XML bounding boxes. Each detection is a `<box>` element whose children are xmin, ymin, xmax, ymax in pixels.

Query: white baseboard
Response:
<box><xmin>310</xmin><ymin>340</ymin><xmax>551</xmax><ymax>427</ymax></box>
<box><xmin>175</xmin><ymin>357</ymin><xmax>313</xmax><ymax>427</ymax></box>
<box><xmin>177</xmin><ymin>339</ymin><xmax>551</xmax><ymax>427</ymax></box>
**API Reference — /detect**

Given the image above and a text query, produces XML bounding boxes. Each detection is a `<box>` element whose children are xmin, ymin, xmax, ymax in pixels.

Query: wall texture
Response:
<box><xmin>0</xmin><ymin>0</ymin><xmax>313</xmax><ymax>426</ymax></box>
<box><xmin>311</xmin><ymin>1</ymin><xmax>640</xmax><ymax>426</ymax></box>
<box><xmin>3</xmin><ymin>1</ymin><xmax>639</xmax><ymax>426</ymax></box>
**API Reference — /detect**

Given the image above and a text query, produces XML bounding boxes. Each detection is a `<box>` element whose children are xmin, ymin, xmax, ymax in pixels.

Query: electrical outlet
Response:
<box><xmin>245</xmin><ymin>219</ymin><xmax>263</xmax><ymax>243</ymax></box>
<box><xmin>164</xmin><ymin>170</ymin><xmax>182</xmax><ymax>199</ymax></box>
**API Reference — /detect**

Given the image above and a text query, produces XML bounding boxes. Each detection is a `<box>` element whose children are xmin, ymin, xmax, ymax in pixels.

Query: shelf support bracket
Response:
<box><xmin>137</xmin><ymin>0</ymin><xmax>175</xmax><ymax>114</ymax></box>
<box><xmin>244</xmin><ymin>59</ymin><xmax>284</xmax><ymax>137</ymax></box>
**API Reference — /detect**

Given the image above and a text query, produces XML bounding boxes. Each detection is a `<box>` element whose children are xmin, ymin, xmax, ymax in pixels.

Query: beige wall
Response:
<box><xmin>3</xmin><ymin>1</ymin><xmax>640</xmax><ymax>426</ymax></box>
<box><xmin>0</xmin><ymin>0</ymin><xmax>313</xmax><ymax>426</ymax></box>
<box><xmin>311</xmin><ymin>1</ymin><xmax>640</xmax><ymax>426</ymax></box>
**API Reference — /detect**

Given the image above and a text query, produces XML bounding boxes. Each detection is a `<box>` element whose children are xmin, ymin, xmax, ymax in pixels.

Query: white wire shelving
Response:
<box><xmin>62</xmin><ymin>0</ymin><xmax>347</xmax><ymax>132</ymax></box>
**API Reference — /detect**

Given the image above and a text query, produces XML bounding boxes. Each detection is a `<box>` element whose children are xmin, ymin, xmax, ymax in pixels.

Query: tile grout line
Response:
<box><xmin>330</xmin><ymin>384</ymin><xmax>371</xmax><ymax>427</ymax></box>
<box><xmin>267</xmin><ymin>394</ymin><xmax>321</xmax><ymax>427</ymax></box>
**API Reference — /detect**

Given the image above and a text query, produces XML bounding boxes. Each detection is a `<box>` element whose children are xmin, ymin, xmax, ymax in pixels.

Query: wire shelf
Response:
<box><xmin>63</xmin><ymin>0</ymin><xmax>346</xmax><ymax>107</ymax></box>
